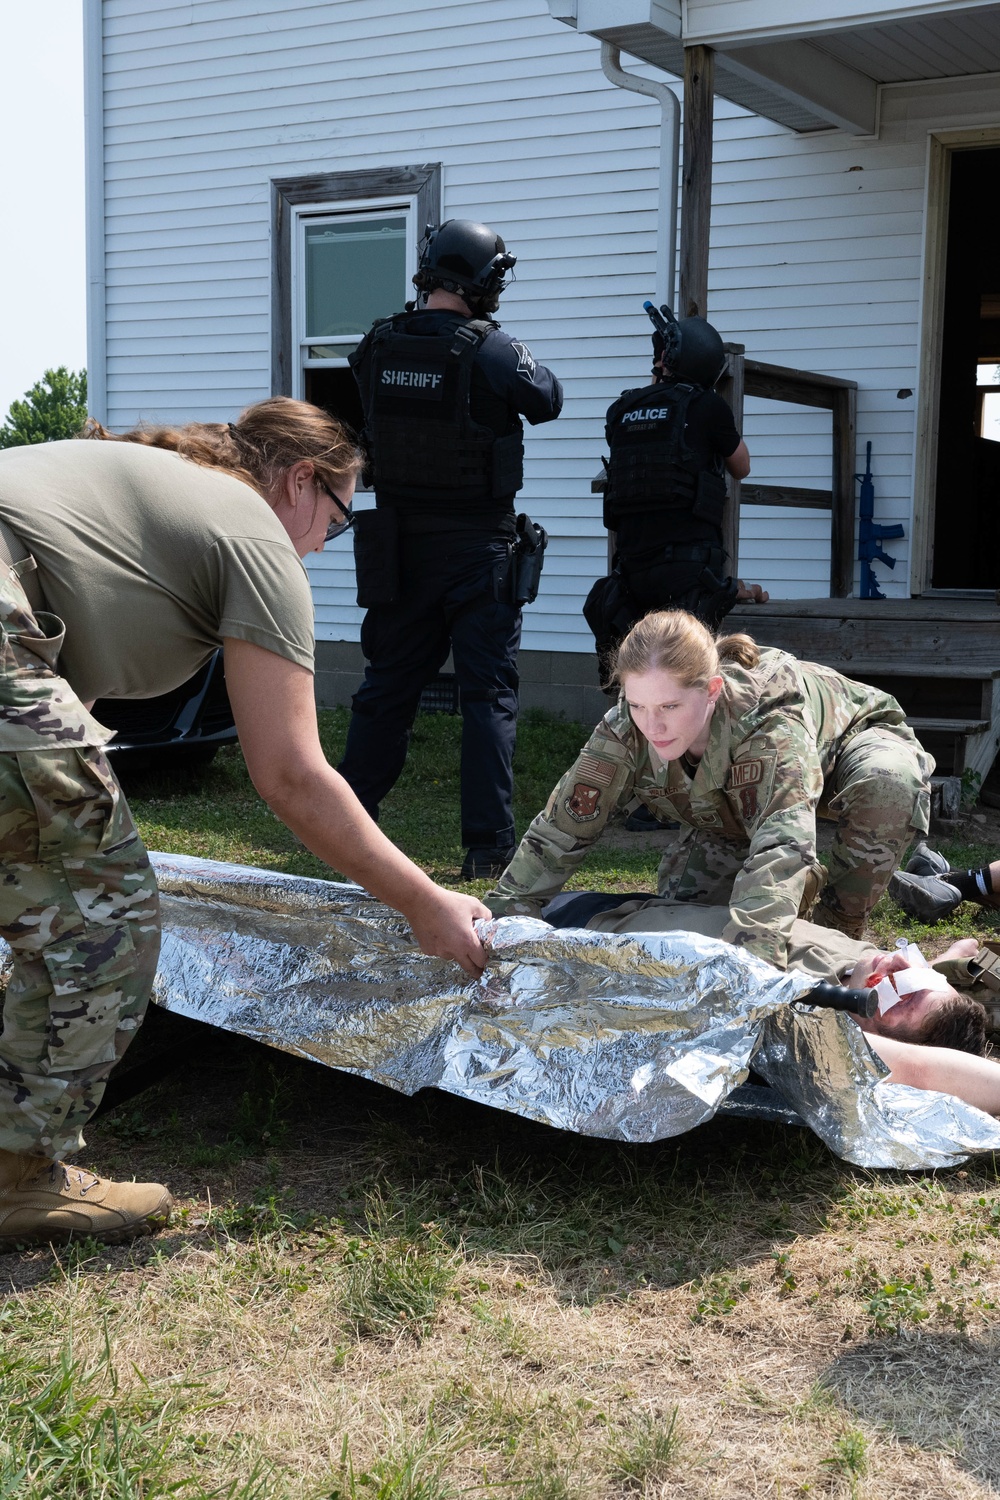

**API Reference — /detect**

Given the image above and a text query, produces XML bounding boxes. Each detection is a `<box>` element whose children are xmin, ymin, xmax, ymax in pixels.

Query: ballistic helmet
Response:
<box><xmin>413</xmin><ymin>219</ymin><xmax>516</xmax><ymax>312</ymax></box>
<box><xmin>652</xmin><ymin>304</ymin><xmax>727</xmax><ymax>388</ymax></box>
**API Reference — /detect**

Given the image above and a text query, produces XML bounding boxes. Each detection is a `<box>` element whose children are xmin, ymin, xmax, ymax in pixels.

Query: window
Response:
<box><xmin>295</xmin><ymin>206</ymin><xmax>412</xmax><ymax>428</ymax></box>
<box><xmin>272</xmin><ymin>166</ymin><xmax>441</xmax><ymax>434</ymax></box>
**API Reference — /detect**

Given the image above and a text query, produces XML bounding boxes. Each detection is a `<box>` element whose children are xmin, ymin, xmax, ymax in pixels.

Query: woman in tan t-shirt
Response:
<box><xmin>0</xmin><ymin>397</ymin><xmax>488</xmax><ymax>1249</ymax></box>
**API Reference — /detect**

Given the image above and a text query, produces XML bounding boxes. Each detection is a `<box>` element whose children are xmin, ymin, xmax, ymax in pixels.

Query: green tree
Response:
<box><xmin>0</xmin><ymin>367</ymin><xmax>88</xmax><ymax>448</ymax></box>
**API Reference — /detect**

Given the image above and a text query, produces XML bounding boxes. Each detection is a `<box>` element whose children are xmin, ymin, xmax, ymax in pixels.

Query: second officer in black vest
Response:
<box><xmin>586</xmin><ymin>306</ymin><xmax>752</xmax><ymax>684</ymax></box>
<box><xmin>339</xmin><ymin>220</ymin><xmax>563</xmax><ymax>879</ymax></box>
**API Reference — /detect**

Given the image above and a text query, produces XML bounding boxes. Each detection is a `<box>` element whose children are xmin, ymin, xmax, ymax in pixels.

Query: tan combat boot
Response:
<box><xmin>0</xmin><ymin>1149</ymin><xmax>172</xmax><ymax>1247</ymax></box>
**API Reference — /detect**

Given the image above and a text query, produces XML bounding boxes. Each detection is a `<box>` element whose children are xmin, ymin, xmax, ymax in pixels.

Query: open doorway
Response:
<box><xmin>932</xmin><ymin>147</ymin><xmax>1000</xmax><ymax>588</ymax></box>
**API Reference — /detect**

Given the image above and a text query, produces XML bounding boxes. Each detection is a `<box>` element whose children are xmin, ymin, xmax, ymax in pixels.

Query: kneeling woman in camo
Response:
<box><xmin>488</xmin><ymin>610</ymin><xmax>933</xmax><ymax>971</ymax></box>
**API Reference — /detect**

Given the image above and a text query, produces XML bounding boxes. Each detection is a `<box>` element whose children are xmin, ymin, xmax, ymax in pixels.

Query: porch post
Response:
<box><xmin>719</xmin><ymin>343</ymin><xmax>745</xmax><ymax>576</ymax></box>
<box><xmin>680</xmin><ymin>44</ymin><xmax>715</xmax><ymax>319</ymax></box>
<box><xmin>830</xmin><ymin>386</ymin><xmax>857</xmax><ymax>597</ymax></box>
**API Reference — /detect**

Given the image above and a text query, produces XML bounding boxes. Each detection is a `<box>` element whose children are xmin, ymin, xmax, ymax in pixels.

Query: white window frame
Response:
<box><xmin>291</xmin><ymin>196</ymin><xmax>418</xmax><ymax>399</ymax></box>
<box><xmin>270</xmin><ymin>165</ymin><xmax>442</xmax><ymax>400</ymax></box>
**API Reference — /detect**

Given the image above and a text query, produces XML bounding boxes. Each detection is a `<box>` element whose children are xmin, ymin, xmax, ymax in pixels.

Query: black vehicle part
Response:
<box><xmin>94</xmin><ymin>650</ymin><xmax>237</xmax><ymax>766</ymax></box>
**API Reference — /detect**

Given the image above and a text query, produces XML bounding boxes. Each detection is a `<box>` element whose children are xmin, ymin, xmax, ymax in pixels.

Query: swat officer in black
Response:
<box><xmin>585</xmin><ymin>305</ymin><xmax>753</xmax><ymax>684</ymax></box>
<box><xmin>339</xmin><ymin>219</ymin><xmax>563</xmax><ymax>879</ymax></box>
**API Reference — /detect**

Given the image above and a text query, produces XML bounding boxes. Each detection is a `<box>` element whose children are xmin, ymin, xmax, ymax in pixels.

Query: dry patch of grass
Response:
<box><xmin>2</xmin><ymin>1027</ymin><xmax>999</xmax><ymax>1497</ymax></box>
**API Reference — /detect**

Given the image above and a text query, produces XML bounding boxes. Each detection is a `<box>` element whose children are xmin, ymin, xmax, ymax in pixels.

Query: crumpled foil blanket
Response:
<box><xmin>146</xmin><ymin>853</ymin><xmax>1000</xmax><ymax>1170</ymax></box>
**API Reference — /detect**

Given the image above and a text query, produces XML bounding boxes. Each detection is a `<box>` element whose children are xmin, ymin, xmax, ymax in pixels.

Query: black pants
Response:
<box><xmin>339</xmin><ymin>532</ymin><xmax>521</xmax><ymax>849</ymax></box>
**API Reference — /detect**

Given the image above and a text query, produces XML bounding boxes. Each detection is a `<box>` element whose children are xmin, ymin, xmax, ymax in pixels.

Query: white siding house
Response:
<box><xmin>84</xmin><ymin>0</ymin><xmax>1000</xmax><ymax>721</ymax></box>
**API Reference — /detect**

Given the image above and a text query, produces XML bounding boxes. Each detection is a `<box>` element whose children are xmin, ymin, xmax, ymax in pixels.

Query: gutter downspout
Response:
<box><xmin>83</xmin><ymin>0</ymin><xmax>107</xmax><ymax>426</ymax></box>
<box><xmin>600</xmin><ymin>42</ymin><xmax>680</xmax><ymax>310</ymax></box>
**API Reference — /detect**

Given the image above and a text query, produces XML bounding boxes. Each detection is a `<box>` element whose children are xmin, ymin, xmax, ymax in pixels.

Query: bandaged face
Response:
<box><xmin>850</xmin><ymin>946</ymin><xmax>959</xmax><ymax>1040</ymax></box>
<box><xmin>621</xmin><ymin>668</ymin><xmax>724</xmax><ymax>763</ymax></box>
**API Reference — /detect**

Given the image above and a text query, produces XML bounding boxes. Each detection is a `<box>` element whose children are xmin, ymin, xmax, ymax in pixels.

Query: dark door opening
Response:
<box><xmin>933</xmin><ymin>147</ymin><xmax>1000</xmax><ymax>588</ymax></box>
<box><xmin>304</xmin><ymin>366</ymin><xmax>365</xmax><ymax>442</ymax></box>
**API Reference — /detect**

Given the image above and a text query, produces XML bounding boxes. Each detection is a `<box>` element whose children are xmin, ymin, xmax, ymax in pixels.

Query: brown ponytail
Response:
<box><xmin>611</xmin><ymin>610</ymin><xmax>760</xmax><ymax>689</ymax></box>
<box><xmin>82</xmin><ymin>396</ymin><xmax>361</xmax><ymax>499</ymax></box>
<box><xmin>714</xmin><ymin>632</ymin><xmax>760</xmax><ymax>670</ymax></box>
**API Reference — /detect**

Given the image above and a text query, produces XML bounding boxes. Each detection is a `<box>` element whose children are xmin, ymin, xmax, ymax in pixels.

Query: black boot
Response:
<box><xmin>461</xmin><ymin>845</ymin><xmax>516</xmax><ymax>880</ymax></box>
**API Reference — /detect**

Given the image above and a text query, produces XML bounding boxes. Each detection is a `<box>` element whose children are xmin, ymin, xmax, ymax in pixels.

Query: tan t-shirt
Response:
<box><xmin>0</xmin><ymin>439</ymin><xmax>315</xmax><ymax>701</ymax></box>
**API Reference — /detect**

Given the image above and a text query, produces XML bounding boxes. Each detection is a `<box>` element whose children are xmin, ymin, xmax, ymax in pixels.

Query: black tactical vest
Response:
<box><xmin>351</xmin><ymin>315</ymin><xmax>524</xmax><ymax>514</ymax></box>
<box><xmin>604</xmin><ymin>380</ymin><xmax>727</xmax><ymax>548</ymax></box>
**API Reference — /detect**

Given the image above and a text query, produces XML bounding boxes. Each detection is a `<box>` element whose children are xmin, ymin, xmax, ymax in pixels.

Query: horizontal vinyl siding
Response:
<box><xmin>101</xmin><ymin>0</ymin><xmax>664</xmax><ymax>650</ymax></box>
<box><xmin>100</xmin><ymin>0</ymin><xmax>975</xmax><ymax>644</ymax></box>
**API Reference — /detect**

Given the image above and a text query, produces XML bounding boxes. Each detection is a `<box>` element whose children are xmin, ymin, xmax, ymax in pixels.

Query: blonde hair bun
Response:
<box><xmin>611</xmin><ymin>609</ymin><xmax>759</xmax><ymax>689</ymax></box>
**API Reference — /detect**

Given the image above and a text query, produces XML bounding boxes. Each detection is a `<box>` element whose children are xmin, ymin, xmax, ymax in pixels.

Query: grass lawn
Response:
<box><xmin>4</xmin><ymin>708</ymin><xmax>1000</xmax><ymax>1499</ymax></box>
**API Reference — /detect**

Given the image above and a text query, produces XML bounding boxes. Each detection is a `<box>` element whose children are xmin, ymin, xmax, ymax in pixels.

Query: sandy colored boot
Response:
<box><xmin>0</xmin><ymin>1149</ymin><xmax>172</xmax><ymax>1247</ymax></box>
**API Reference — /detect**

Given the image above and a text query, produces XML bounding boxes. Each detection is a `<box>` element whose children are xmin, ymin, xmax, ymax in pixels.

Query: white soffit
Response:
<box><xmin>813</xmin><ymin>10</ymin><xmax>1000</xmax><ymax>84</ymax></box>
<box><xmin>550</xmin><ymin>2</ymin><xmax>1000</xmax><ymax>134</ymax></box>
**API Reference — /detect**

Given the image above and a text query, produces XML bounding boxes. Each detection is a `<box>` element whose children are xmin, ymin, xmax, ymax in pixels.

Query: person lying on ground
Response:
<box><xmin>539</xmin><ymin>892</ymin><xmax>1000</xmax><ymax>1117</ymax></box>
<box><xmin>890</xmin><ymin>841</ymin><xmax>1000</xmax><ymax>924</ymax></box>
<box><xmin>541</xmin><ymin>891</ymin><xmax>987</xmax><ymax>1054</ymax></box>
<box><xmin>488</xmin><ymin>609</ymin><xmax>934</xmax><ymax>970</ymax></box>
<box><xmin>0</xmin><ymin>400</ymin><xmax>489</xmax><ymax>1248</ymax></box>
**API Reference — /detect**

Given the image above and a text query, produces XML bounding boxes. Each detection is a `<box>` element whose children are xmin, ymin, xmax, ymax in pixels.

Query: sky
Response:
<box><xmin>0</xmin><ymin>0</ymin><xmax>86</xmax><ymax>420</ymax></box>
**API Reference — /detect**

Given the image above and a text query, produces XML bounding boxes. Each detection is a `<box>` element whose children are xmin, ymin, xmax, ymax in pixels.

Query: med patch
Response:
<box><xmin>726</xmin><ymin>751</ymin><xmax>776</xmax><ymax>827</ymax></box>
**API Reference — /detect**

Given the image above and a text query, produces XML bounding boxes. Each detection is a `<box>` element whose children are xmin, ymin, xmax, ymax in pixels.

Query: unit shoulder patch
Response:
<box><xmin>564</xmin><ymin>784</ymin><xmax>602</xmax><ymax>822</ymax></box>
<box><xmin>511</xmin><ymin>341</ymin><xmax>536</xmax><ymax>378</ymax></box>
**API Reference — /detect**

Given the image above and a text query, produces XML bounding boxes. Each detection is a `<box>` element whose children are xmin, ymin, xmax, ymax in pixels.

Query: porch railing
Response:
<box><xmin>719</xmin><ymin>345</ymin><xmax>858</xmax><ymax>598</ymax></box>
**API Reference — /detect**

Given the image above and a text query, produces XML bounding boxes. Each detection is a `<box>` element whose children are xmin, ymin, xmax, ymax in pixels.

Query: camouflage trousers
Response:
<box><xmin>0</xmin><ymin>559</ymin><xmax>160</xmax><ymax>1159</ymax></box>
<box><xmin>657</xmin><ymin>727</ymin><xmax>931</xmax><ymax>939</ymax></box>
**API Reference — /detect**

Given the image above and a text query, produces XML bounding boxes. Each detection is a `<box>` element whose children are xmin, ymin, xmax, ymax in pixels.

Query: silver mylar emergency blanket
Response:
<box><xmin>149</xmin><ymin>853</ymin><xmax>1000</xmax><ymax>1170</ymax></box>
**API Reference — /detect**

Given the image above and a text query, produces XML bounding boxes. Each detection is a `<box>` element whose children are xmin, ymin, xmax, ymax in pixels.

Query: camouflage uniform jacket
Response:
<box><xmin>489</xmin><ymin>648</ymin><xmax>931</xmax><ymax>966</ymax></box>
<box><xmin>0</xmin><ymin>556</ymin><xmax>113</xmax><ymax>753</ymax></box>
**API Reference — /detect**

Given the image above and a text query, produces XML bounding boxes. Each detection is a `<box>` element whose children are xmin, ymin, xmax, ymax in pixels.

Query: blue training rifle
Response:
<box><xmin>856</xmin><ymin>441</ymin><xmax>904</xmax><ymax>600</ymax></box>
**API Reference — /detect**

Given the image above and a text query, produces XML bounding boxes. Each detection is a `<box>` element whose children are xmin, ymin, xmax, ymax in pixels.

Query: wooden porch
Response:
<box><xmin>729</xmin><ymin>596</ymin><xmax>1000</xmax><ymax>784</ymax></box>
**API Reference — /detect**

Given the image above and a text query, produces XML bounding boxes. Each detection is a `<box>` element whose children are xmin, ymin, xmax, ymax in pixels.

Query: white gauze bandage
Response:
<box><xmin>874</xmin><ymin>941</ymin><xmax>955</xmax><ymax>1013</ymax></box>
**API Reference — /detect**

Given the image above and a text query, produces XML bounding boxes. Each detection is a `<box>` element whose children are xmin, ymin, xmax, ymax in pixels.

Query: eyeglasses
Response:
<box><xmin>320</xmin><ymin>483</ymin><xmax>355</xmax><ymax>543</ymax></box>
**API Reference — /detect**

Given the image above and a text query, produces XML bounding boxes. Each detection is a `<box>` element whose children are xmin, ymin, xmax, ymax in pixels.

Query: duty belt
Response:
<box><xmin>623</xmin><ymin>542</ymin><xmax>724</xmax><ymax>568</ymax></box>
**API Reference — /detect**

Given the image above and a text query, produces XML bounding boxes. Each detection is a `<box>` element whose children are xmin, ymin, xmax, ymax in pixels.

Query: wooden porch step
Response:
<box><xmin>838</xmin><ymin>661</ymin><xmax>1000</xmax><ymax>681</ymax></box>
<box><xmin>908</xmin><ymin>717</ymin><xmax>990</xmax><ymax>737</ymax></box>
<box><xmin>731</xmin><ymin>600</ymin><xmax>1000</xmax><ymax>674</ymax></box>
<box><xmin>726</xmin><ymin>599</ymin><xmax>1000</xmax><ymax>781</ymax></box>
